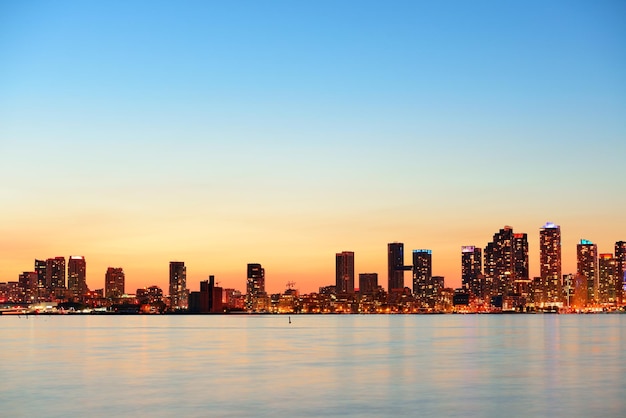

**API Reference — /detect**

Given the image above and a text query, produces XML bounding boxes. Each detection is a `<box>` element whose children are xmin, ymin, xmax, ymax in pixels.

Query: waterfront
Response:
<box><xmin>2</xmin><ymin>315</ymin><xmax>624</xmax><ymax>417</ymax></box>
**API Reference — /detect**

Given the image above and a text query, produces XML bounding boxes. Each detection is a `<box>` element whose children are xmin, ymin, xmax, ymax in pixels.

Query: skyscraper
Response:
<box><xmin>513</xmin><ymin>233</ymin><xmax>529</xmax><ymax>280</ymax></box>
<box><xmin>18</xmin><ymin>271</ymin><xmax>38</xmax><ymax>303</ymax></box>
<box><xmin>67</xmin><ymin>256</ymin><xmax>87</xmax><ymax>298</ymax></box>
<box><xmin>45</xmin><ymin>256</ymin><xmax>65</xmax><ymax>290</ymax></box>
<box><xmin>169</xmin><ymin>261</ymin><xmax>187</xmax><ymax>310</ymax></box>
<box><xmin>598</xmin><ymin>254</ymin><xmax>618</xmax><ymax>304</ymax></box>
<box><xmin>246</xmin><ymin>263</ymin><xmax>265</xmax><ymax>311</ymax></box>
<box><xmin>388</xmin><ymin>242</ymin><xmax>406</xmax><ymax>292</ymax></box>
<box><xmin>461</xmin><ymin>246</ymin><xmax>482</xmax><ymax>298</ymax></box>
<box><xmin>484</xmin><ymin>226</ymin><xmax>516</xmax><ymax>297</ymax></box>
<box><xmin>412</xmin><ymin>249</ymin><xmax>432</xmax><ymax>305</ymax></box>
<box><xmin>358</xmin><ymin>273</ymin><xmax>378</xmax><ymax>295</ymax></box>
<box><xmin>616</xmin><ymin>241</ymin><xmax>626</xmax><ymax>304</ymax></box>
<box><xmin>105</xmin><ymin>267</ymin><xmax>125</xmax><ymax>298</ymax></box>
<box><xmin>577</xmin><ymin>239</ymin><xmax>597</xmax><ymax>304</ymax></box>
<box><xmin>34</xmin><ymin>259</ymin><xmax>46</xmax><ymax>290</ymax></box>
<box><xmin>540</xmin><ymin>222</ymin><xmax>562</xmax><ymax>303</ymax></box>
<box><xmin>335</xmin><ymin>251</ymin><xmax>355</xmax><ymax>294</ymax></box>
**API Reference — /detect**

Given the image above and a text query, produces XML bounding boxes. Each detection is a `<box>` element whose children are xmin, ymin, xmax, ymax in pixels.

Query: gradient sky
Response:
<box><xmin>1</xmin><ymin>0</ymin><xmax>625</xmax><ymax>294</ymax></box>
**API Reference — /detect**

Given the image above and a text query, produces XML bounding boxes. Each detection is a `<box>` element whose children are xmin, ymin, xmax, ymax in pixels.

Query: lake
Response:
<box><xmin>1</xmin><ymin>314</ymin><xmax>624</xmax><ymax>417</ymax></box>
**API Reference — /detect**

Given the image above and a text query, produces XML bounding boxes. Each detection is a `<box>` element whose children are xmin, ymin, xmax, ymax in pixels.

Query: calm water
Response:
<box><xmin>1</xmin><ymin>314</ymin><xmax>624</xmax><ymax>417</ymax></box>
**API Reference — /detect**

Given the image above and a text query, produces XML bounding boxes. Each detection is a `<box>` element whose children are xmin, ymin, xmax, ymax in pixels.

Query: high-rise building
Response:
<box><xmin>34</xmin><ymin>259</ymin><xmax>46</xmax><ymax>289</ymax></box>
<box><xmin>513</xmin><ymin>233</ymin><xmax>529</xmax><ymax>281</ymax></box>
<box><xmin>335</xmin><ymin>251</ymin><xmax>355</xmax><ymax>294</ymax></box>
<box><xmin>169</xmin><ymin>261</ymin><xmax>187</xmax><ymax>310</ymax></box>
<box><xmin>67</xmin><ymin>256</ymin><xmax>87</xmax><ymax>298</ymax></box>
<box><xmin>577</xmin><ymin>239</ymin><xmax>597</xmax><ymax>304</ymax></box>
<box><xmin>616</xmin><ymin>241</ymin><xmax>626</xmax><ymax>304</ymax></box>
<box><xmin>412</xmin><ymin>250</ymin><xmax>432</xmax><ymax>305</ymax></box>
<box><xmin>461</xmin><ymin>246</ymin><xmax>482</xmax><ymax>298</ymax></box>
<box><xmin>358</xmin><ymin>273</ymin><xmax>378</xmax><ymax>295</ymax></box>
<box><xmin>105</xmin><ymin>267</ymin><xmax>125</xmax><ymax>298</ymax></box>
<box><xmin>484</xmin><ymin>226</ymin><xmax>516</xmax><ymax>297</ymax></box>
<box><xmin>45</xmin><ymin>257</ymin><xmax>65</xmax><ymax>290</ymax></box>
<box><xmin>246</xmin><ymin>263</ymin><xmax>266</xmax><ymax>311</ymax></box>
<box><xmin>598</xmin><ymin>254</ymin><xmax>618</xmax><ymax>304</ymax></box>
<box><xmin>540</xmin><ymin>222</ymin><xmax>562</xmax><ymax>304</ymax></box>
<box><xmin>18</xmin><ymin>271</ymin><xmax>38</xmax><ymax>303</ymax></box>
<box><xmin>388</xmin><ymin>243</ymin><xmax>406</xmax><ymax>292</ymax></box>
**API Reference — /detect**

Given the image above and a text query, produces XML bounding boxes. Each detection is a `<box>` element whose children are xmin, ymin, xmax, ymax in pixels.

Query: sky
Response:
<box><xmin>1</xmin><ymin>0</ymin><xmax>625</xmax><ymax>294</ymax></box>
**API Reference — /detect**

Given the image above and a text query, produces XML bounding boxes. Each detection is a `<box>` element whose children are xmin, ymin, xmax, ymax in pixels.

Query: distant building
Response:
<box><xmin>598</xmin><ymin>254</ymin><xmax>618</xmax><ymax>304</ymax></box>
<box><xmin>540</xmin><ymin>222</ymin><xmax>562</xmax><ymax>304</ymax></box>
<box><xmin>388</xmin><ymin>242</ymin><xmax>406</xmax><ymax>292</ymax></box>
<box><xmin>335</xmin><ymin>251</ymin><xmax>355</xmax><ymax>294</ymax></box>
<box><xmin>67</xmin><ymin>256</ymin><xmax>87</xmax><ymax>298</ymax></box>
<box><xmin>513</xmin><ymin>233</ymin><xmax>529</xmax><ymax>281</ymax></box>
<box><xmin>577</xmin><ymin>239</ymin><xmax>598</xmax><ymax>304</ymax></box>
<box><xmin>484</xmin><ymin>226</ymin><xmax>515</xmax><ymax>297</ymax></box>
<box><xmin>358</xmin><ymin>273</ymin><xmax>378</xmax><ymax>295</ymax></box>
<box><xmin>169</xmin><ymin>261</ymin><xmax>187</xmax><ymax>310</ymax></box>
<box><xmin>461</xmin><ymin>246</ymin><xmax>482</xmax><ymax>298</ymax></box>
<box><xmin>105</xmin><ymin>267</ymin><xmax>125</xmax><ymax>298</ymax></box>
<box><xmin>45</xmin><ymin>256</ymin><xmax>66</xmax><ymax>291</ymax></box>
<box><xmin>412</xmin><ymin>250</ymin><xmax>432</xmax><ymax>306</ymax></box>
<box><xmin>18</xmin><ymin>271</ymin><xmax>38</xmax><ymax>303</ymax></box>
<box><xmin>246</xmin><ymin>263</ymin><xmax>266</xmax><ymax>312</ymax></box>
<box><xmin>616</xmin><ymin>241</ymin><xmax>626</xmax><ymax>304</ymax></box>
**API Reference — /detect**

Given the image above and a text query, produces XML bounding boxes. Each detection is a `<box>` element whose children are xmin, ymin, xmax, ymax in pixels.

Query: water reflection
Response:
<box><xmin>1</xmin><ymin>314</ymin><xmax>624</xmax><ymax>417</ymax></box>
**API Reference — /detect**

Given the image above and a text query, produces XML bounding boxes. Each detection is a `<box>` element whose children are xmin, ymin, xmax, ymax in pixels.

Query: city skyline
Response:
<box><xmin>1</xmin><ymin>1</ymin><xmax>625</xmax><ymax>294</ymax></box>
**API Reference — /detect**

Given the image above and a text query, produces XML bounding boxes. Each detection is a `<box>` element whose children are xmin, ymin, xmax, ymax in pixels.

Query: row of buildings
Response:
<box><xmin>2</xmin><ymin>222</ymin><xmax>625</xmax><ymax>312</ymax></box>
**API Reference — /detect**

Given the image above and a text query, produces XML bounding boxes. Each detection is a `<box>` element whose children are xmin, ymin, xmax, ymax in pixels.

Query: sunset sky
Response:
<box><xmin>1</xmin><ymin>1</ymin><xmax>625</xmax><ymax>294</ymax></box>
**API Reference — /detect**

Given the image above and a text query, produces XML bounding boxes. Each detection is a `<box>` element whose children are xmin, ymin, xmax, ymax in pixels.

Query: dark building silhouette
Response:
<box><xmin>67</xmin><ymin>256</ymin><xmax>87</xmax><ymax>298</ymax></box>
<box><xmin>513</xmin><ymin>233</ymin><xmax>529</xmax><ymax>280</ymax></box>
<box><xmin>105</xmin><ymin>267</ymin><xmax>125</xmax><ymax>298</ymax></box>
<box><xmin>412</xmin><ymin>250</ymin><xmax>432</xmax><ymax>306</ymax></box>
<box><xmin>616</xmin><ymin>241</ymin><xmax>626</xmax><ymax>304</ymax></box>
<box><xmin>358</xmin><ymin>273</ymin><xmax>378</xmax><ymax>295</ymax></box>
<box><xmin>461</xmin><ymin>246</ymin><xmax>482</xmax><ymax>298</ymax></box>
<box><xmin>540</xmin><ymin>222</ymin><xmax>562</xmax><ymax>304</ymax></box>
<box><xmin>335</xmin><ymin>251</ymin><xmax>355</xmax><ymax>294</ymax></box>
<box><xmin>598</xmin><ymin>254</ymin><xmax>618</xmax><ymax>304</ymax></box>
<box><xmin>169</xmin><ymin>261</ymin><xmax>187</xmax><ymax>310</ymax></box>
<box><xmin>45</xmin><ymin>256</ymin><xmax>65</xmax><ymax>291</ymax></box>
<box><xmin>246</xmin><ymin>263</ymin><xmax>266</xmax><ymax>311</ymax></box>
<box><xmin>388</xmin><ymin>243</ymin><xmax>407</xmax><ymax>292</ymax></box>
<box><xmin>577</xmin><ymin>239</ymin><xmax>597</xmax><ymax>304</ymax></box>
<box><xmin>484</xmin><ymin>226</ymin><xmax>516</xmax><ymax>298</ymax></box>
<box><xmin>18</xmin><ymin>271</ymin><xmax>38</xmax><ymax>303</ymax></box>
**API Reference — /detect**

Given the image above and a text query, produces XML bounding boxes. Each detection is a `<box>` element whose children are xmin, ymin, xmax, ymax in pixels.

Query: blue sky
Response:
<box><xmin>1</xmin><ymin>0</ymin><xmax>625</xmax><ymax>292</ymax></box>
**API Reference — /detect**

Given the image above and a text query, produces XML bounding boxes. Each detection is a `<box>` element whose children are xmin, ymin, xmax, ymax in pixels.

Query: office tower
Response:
<box><xmin>358</xmin><ymin>273</ymin><xmax>378</xmax><ymax>295</ymax></box>
<box><xmin>540</xmin><ymin>222</ymin><xmax>562</xmax><ymax>303</ymax></box>
<box><xmin>562</xmin><ymin>274</ymin><xmax>575</xmax><ymax>307</ymax></box>
<box><xmin>577</xmin><ymin>239</ymin><xmax>597</xmax><ymax>304</ymax></box>
<box><xmin>484</xmin><ymin>226</ymin><xmax>516</xmax><ymax>297</ymax></box>
<box><xmin>45</xmin><ymin>256</ymin><xmax>66</xmax><ymax>290</ymax></box>
<box><xmin>105</xmin><ymin>267</ymin><xmax>125</xmax><ymax>298</ymax></box>
<box><xmin>34</xmin><ymin>260</ymin><xmax>46</xmax><ymax>289</ymax></box>
<box><xmin>335</xmin><ymin>251</ymin><xmax>355</xmax><ymax>294</ymax></box>
<box><xmin>616</xmin><ymin>241</ymin><xmax>626</xmax><ymax>304</ymax></box>
<box><xmin>18</xmin><ymin>271</ymin><xmax>38</xmax><ymax>303</ymax></box>
<box><xmin>412</xmin><ymin>249</ymin><xmax>432</xmax><ymax>305</ymax></box>
<box><xmin>513</xmin><ymin>233</ymin><xmax>529</xmax><ymax>280</ymax></box>
<box><xmin>169</xmin><ymin>261</ymin><xmax>187</xmax><ymax>310</ymax></box>
<box><xmin>461</xmin><ymin>246</ymin><xmax>482</xmax><ymax>298</ymax></box>
<box><xmin>246</xmin><ymin>263</ymin><xmax>265</xmax><ymax>311</ymax></box>
<box><xmin>388</xmin><ymin>242</ymin><xmax>406</xmax><ymax>292</ymax></box>
<box><xmin>598</xmin><ymin>254</ymin><xmax>618</xmax><ymax>304</ymax></box>
<box><xmin>67</xmin><ymin>256</ymin><xmax>87</xmax><ymax>298</ymax></box>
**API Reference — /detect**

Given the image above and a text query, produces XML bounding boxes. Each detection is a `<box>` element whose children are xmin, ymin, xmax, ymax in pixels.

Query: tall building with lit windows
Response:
<box><xmin>105</xmin><ymin>267</ymin><xmax>125</xmax><ymax>298</ymax></box>
<box><xmin>616</xmin><ymin>241</ymin><xmax>626</xmax><ymax>304</ymax></box>
<box><xmin>246</xmin><ymin>263</ymin><xmax>266</xmax><ymax>311</ymax></box>
<box><xmin>388</xmin><ymin>242</ymin><xmax>406</xmax><ymax>292</ymax></box>
<box><xmin>540</xmin><ymin>222</ymin><xmax>562</xmax><ymax>303</ymax></box>
<box><xmin>67</xmin><ymin>256</ymin><xmax>87</xmax><ymax>298</ymax></box>
<box><xmin>358</xmin><ymin>273</ymin><xmax>378</xmax><ymax>295</ymax></box>
<box><xmin>484</xmin><ymin>226</ymin><xmax>516</xmax><ymax>297</ymax></box>
<box><xmin>412</xmin><ymin>249</ymin><xmax>432</xmax><ymax>305</ymax></box>
<box><xmin>461</xmin><ymin>246</ymin><xmax>482</xmax><ymax>298</ymax></box>
<box><xmin>45</xmin><ymin>256</ymin><xmax>65</xmax><ymax>290</ymax></box>
<box><xmin>598</xmin><ymin>254</ymin><xmax>618</xmax><ymax>304</ymax></box>
<box><xmin>169</xmin><ymin>261</ymin><xmax>187</xmax><ymax>310</ymax></box>
<box><xmin>577</xmin><ymin>240</ymin><xmax>597</xmax><ymax>304</ymax></box>
<box><xmin>513</xmin><ymin>233</ymin><xmax>529</xmax><ymax>280</ymax></box>
<box><xmin>335</xmin><ymin>251</ymin><xmax>355</xmax><ymax>294</ymax></box>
